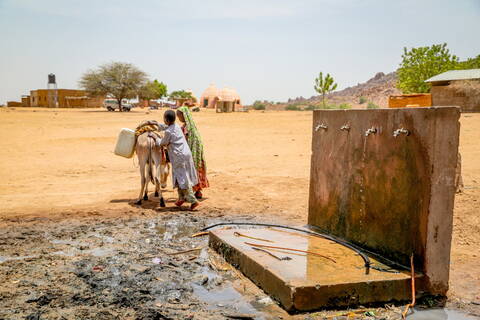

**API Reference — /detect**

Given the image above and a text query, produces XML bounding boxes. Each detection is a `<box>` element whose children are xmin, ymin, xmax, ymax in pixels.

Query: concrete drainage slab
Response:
<box><xmin>209</xmin><ymin>227</ymin><xmax>421</xmax><ymax>312</ymax></box>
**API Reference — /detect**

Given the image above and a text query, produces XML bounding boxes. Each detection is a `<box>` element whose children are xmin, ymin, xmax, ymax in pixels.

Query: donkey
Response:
<box><xmin>135</xmin><ymin>132</ymin><xmax>170</xmax><ymax>207</ymax></box>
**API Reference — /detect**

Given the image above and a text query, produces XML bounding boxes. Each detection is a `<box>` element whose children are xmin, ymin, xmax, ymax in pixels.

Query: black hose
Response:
<box><xmin>200</xmin><ymin>222</ymin><xmax>372</xmax><ymax>274</ymax></box>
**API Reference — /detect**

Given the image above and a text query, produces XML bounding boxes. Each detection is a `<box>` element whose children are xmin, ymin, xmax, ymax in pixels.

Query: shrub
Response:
<box><xmin>317</xmin><ymin>104</ymin><xmax>336</xmax><ymax>110</ymax></box>
<box><xmin>316</xmin><ymin>104</ymin><xmax>351</xmax><ymax>110</ymax></box>
<box><xmin>304</xmin><ymin>105</ymin><xmax>316</xmax><ymax>111</ymax></box>
<box><xmin>285</xmin><ymin>105</ymin><xmax>301</xmax><ymax>111</ymax></box>
<box><xmin>253</xmin><ymin>104</ymin><xmax>266</xmax><ymax>110</ymax></box>
<box><xmin>367</xmin><ymin>102</ymin><xmax>379</xmax><ymax>109</ymax></box>
<box><xmin>359</xmin><ymin>96</ymin><xmax>367</xmax><ymax>104</ymax></box>
<box><xmin>338</xmin><ymin>103</ymin><xmax>352</xmax><ymax>109</ymax></box>
<box><xmin>252</xmin><ymin>101</ymin><xmax>266</xmax><ymax>110</ymax></box>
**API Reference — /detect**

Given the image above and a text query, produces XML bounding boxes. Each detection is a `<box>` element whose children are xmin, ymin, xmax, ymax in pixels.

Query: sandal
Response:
<box><xmin>175</xmin><ymin>200</ymin><xmax>185</xmax><ymax>207</ymax></box>
<box><xmin>190</xmin><ymin>202</ymin><xmax>200</xmax><ymax>211</ymax></box>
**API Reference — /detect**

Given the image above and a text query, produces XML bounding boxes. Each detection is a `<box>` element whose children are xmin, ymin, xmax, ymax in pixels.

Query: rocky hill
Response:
<box><xmin>285</xmin><ymin>71</ymin><xmax>400</xmax><ymax>108</ymax></box>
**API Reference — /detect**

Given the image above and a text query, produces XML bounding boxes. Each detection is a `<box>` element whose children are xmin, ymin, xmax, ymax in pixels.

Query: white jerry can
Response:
<box><xmin>114</xmin><ymin>128</ymin><xmax>136</xmax><ymax>158</ymax></box>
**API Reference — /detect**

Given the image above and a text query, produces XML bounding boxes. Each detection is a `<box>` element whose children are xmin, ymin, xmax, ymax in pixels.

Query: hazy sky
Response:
<box><xmin>1</xmin><ymin>0</ymin><xmax>479</xmax><ymax>104</ymax></box>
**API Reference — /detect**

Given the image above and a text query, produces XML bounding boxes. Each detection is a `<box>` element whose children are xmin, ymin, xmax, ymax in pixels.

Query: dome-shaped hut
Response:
<box><xmin>199</xmin><ymin>84</ymin><xmax>219</xmax><ymax>108</ymax></box>
<box><xmin>199</xmin><ymin>84</ymin><xmax>242</xmax><ymax>112</ymax></box>
<box><xmin>216</xmin><ymin>87</ymin><xmax>242</xmax><ymax>112</ymax></box>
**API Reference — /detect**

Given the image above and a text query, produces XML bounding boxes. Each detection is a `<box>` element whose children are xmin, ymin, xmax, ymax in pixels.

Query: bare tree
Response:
<box><xmin>79</xmin><ymin>62</ymin><xmax>148</xmax><ymax>112</ymax></box>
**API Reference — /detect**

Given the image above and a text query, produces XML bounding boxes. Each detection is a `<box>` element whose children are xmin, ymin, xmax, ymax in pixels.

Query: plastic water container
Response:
<box><xmin>114</xmin><ymin>128</ymin><xmax>136</xmax><ymax>158</ymax></box>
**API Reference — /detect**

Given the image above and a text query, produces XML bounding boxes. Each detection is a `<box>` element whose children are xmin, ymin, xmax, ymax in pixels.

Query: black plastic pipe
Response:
<box><xmin>200</xmin><ymin>222</ymin><xmax>373</xmax><ymax>274</ymax></box>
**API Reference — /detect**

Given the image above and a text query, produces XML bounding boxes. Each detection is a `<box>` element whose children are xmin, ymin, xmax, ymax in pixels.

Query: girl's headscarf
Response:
<box><xmin>178</xmin><ymin>106</ymin><xmax>205</xmax><ymax>169</ymax></box>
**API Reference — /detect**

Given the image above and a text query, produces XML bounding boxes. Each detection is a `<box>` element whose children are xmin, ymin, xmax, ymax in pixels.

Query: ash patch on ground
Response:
<box><xmin>1</xmin><ymin>211</ymin><xmax>478</xmax><ymax>320</ymax></box>
<box><xmin>0</xmin><ymin>212</ymin><xmax>279</xmax><ymax>319</ymax></box>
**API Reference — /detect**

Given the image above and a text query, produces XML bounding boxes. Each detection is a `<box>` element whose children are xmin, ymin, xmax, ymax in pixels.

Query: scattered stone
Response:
<box><xmin>92</xmin><ymin>265</ymin><xmax>104</xmax><ymax>272</ymax></box>
<box><xmin>223</xmin><ymin>313</ymin><xmax>256</xmax><ymax>319</ymax></box>
<box><xmin>25</xmin><ymin>312</ymin><xmax>42</xmax><ymax>320</ymax></box>
<box><xmin>257</xmin><ymin>296</ymin><xmax>273</xmax><ymax>305</ymax></box>
<box><xmin>26</xmin><ymin>294</ymin><xmax>55</xmax><ymax>306</ymax></box>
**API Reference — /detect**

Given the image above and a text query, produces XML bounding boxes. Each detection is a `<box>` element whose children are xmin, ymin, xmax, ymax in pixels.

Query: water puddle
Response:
<box><xmin>84</xmin><ymin>247</ymin><xmax>115</xmax><ymax>257</ymax></box>
<box><xmin>50</xmin><ymin>239</ymin><xmax>82</xmax><ymax>245</ymax></box>
<box><xmin>409</xmin><ymin>308</ymin><xmax>478</xmax><ymax>320</ymax></box>
<box><xmin>51</xmin><ymin>247</ymin><xmax>115</xmax><ymax>257</ymax></box>
<box><xmin>192</xmin><ymin>283</ymin><xmax>263</xmax><ymax>317</ymax></box>
<box><xmin>51</xmin><ymin>250</ymin><xmax>77</xmax><ymax>257</ymax></box>
<box><xmin>0</xmin><ymin>255</ymin><xmax>38</xmax><ymax>263</ymax></box>
<box><xmin>156</xmin><ymin>221</ymin><xmax>197</xmax><ymax>240</ymax></box>
<box><xmin>92</xmin><ymin>234</ymin><xmax>115</xmax><ymax>243</ymax></box>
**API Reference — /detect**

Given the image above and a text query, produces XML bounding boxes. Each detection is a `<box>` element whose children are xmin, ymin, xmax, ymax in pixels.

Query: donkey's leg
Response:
<box><xmin>154</xmin><ymin>184</ymin><xmax>160</xmax><ymax>197</ymax></box>
<box><xmin>154</xmin><ymin>165</ymin><xmax>160</xmax><ymax>197</ymax></box>
<box><xmin>143</xmin><ymin>161</ymin><xmax>150</xmax><ymax>201</ymax></box>
<box><xmin>154</xmin><ymin>162</ymin><xmax>161</xmax><ymax>197</ymax></box>
<box><xmin>160</xmin><ymin>162</ymin><xmax>169</xmax><ymax>189</ymax></box>
<box><xmin>136</xmin><ymin>161</ymin><xmax>146</xmax><ymax>205</ymax></box>
<box><xmin>152</xmin><ymin>149</ymin><xmax>166</xmax><ymax>207</ymax></box>
<box><xmin>155</xmin><ymin>163</ymin><xmax>165</xmax><ymax>207</ymax></box>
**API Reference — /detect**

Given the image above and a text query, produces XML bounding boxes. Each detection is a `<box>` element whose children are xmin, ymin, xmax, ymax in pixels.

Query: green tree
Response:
<box><xmin>397</xmin><ymin>43</ymin><xmax>459</xmax><ymax>93</ymax></box>
<box><xmin>459</xmin><ymin>55</ymin><xmax>480</xmax><ymax>69</ymax></box>
<box><xmin>314</xmin><ymin>72</ymin><xmax>338</xmax><ymax>107</ymax></box>
<box><xmin>169</xmin><ymin>90</ymin><xmax>194</xmax><ymax>101</ymax></box>
<box><xmin>140</xmin><ymin>79</ymin><xmax>168</xmax><ymax>101</ymax></box>
<box><xmin>79</xmin><ymin>62</ymin><xmax>148</xmax><ymax>111</ymax></box>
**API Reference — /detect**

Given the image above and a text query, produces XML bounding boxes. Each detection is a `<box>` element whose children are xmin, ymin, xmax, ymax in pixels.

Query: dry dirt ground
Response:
<box><xmin>0</xmin><ymin>107</ymin><xmax>479</xmax><ymax>319</ymax></box>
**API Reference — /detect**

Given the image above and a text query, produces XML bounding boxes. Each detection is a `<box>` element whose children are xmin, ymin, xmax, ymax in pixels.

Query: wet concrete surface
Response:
<box><xmin>409</xmin><ymin>307</ymin><xmax>479</xmax><ymax>319</ymax></box>
<box><xmin>0</xmin><ymin>212</ymin><xmax>478</xmax><ymax>319</ymax></box>
<box><xmin>210</xmin><ymin>227</ymin><xmax>418</xmax><ymax>311</ymax></box>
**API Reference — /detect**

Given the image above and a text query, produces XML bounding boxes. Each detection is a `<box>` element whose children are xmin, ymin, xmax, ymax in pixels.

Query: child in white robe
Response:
<box><xmin>157</xmin><ymin>110</ymin><xmax>199</xmax><ymax>210</ymax></box>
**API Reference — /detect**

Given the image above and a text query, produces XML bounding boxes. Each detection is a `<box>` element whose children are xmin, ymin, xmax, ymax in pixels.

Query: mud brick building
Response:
<box><xmin>426</xmin><ymin>69</ymin><xmax>480</xmax><ymax>112</ymax></box>
<box><xmin>29</xmin><ymin>89</ymin><xmax>103</xmax><ymax>108</ymax></box>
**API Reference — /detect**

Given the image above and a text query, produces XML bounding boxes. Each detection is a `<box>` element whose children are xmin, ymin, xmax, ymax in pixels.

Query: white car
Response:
<box><xmin>103</xmin><ymin>99</ymin><xmax>133</xmax><ymax>112</ymax></box>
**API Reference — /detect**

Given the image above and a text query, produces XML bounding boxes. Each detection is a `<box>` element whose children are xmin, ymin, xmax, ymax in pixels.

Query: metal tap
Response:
<box><xmin>365</xmin><ymin>127</ymin><xmax>377</xmax><ymax>136</ymax></box>
<box><xmin>393</xmin><ymin>128</ymin><xmax>409</xmax><ymax>137</ymax></box>
<box><xmin>340</xmin><ymin>124</ymin><xmax>350</xmax><ymax>131</ymax></box>
<box><xmin>315</xmin><ymin>123</ymin><xmax>328</xmax><ymax>131</ymax></box>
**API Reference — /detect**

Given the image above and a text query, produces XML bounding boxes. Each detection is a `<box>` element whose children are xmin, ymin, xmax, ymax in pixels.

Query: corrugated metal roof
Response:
<box><xmin>425</xmin><ymin>69</ymin><xmax>480</xmax><ymax>82</ymax></box>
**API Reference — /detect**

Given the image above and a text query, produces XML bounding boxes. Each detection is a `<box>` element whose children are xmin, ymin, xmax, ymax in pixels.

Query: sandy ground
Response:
<box><xmin>0</xmin><ymin>107</ymin><xmax>310</xmax><ymax>221</ymax></box>
<box><xmin>0</xmin><ymin>107</ymin><xmax>479</xmax><ymax>318</ymax></box>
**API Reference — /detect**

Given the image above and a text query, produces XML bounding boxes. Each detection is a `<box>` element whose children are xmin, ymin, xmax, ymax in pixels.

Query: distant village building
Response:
<box><xmin>172</xmin><ymin>89</ymin><xmax>198</xmax><ymax>107</ymax></box>
<box><xmin>388</xmin><ymin>93</ymin><xmax>432</xmax><ymax>108</ymax></box>
<box><xmin>425</xmin><ymin>69</ymin><xmax>480</xmax><ymax>112</ymax></box>
<box><xmin>21</xmin><ymin>95</ymin><xmax>31</xmax><ymax>107</ymax></box>
<box><xmin>199</xmin><ymin>84</ymin><xmax>242</xmax><ymax>112</ymax></box>
<box><xmin>6</xmin><ymin>101</ymin><xmax>22</xmax><ymax>107</ymax></box>
<box><xmin>28</xmin><ymin>89</ymin><xmax>103</xmax><ymax>108</ymax></box>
